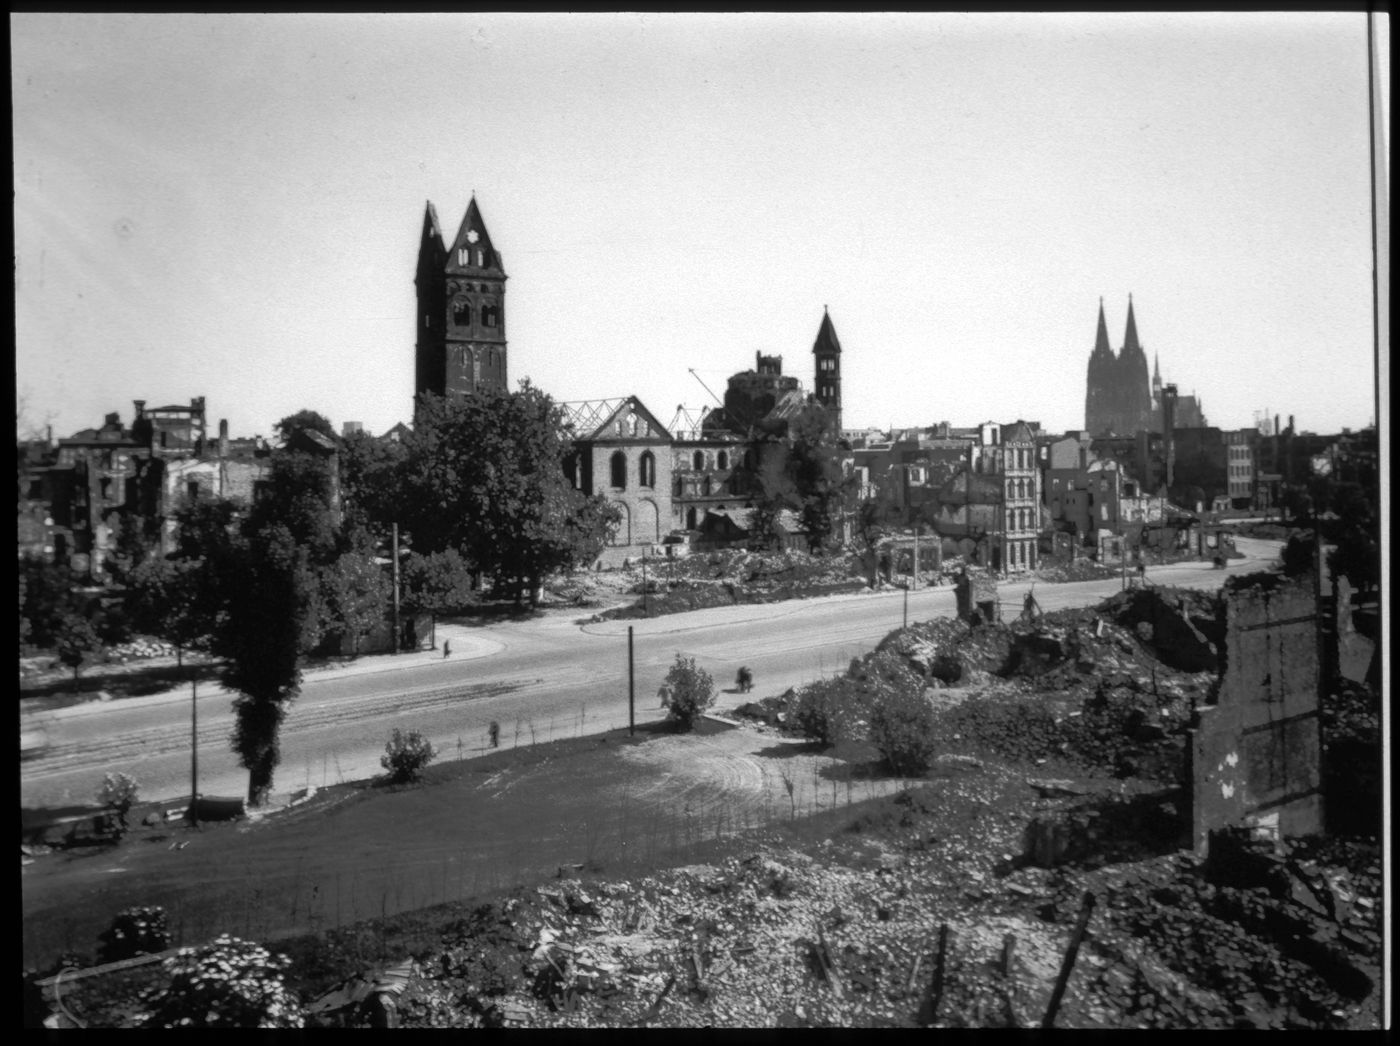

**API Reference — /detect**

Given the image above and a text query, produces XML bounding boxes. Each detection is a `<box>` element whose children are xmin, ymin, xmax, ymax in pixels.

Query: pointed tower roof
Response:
<box><xmin>812</xmin><ymin>306</ymin><xmax>842</xmax><ymax>355</ymax></box>
<box><xmin>416</xmin><ymin>201</ymin><xmax>446</xmax><ymax>283</ymax></box>
<box><xmin>1093</xmin><ymin>298</ymin><xmax>1112</xmax><ymax>357</ymax></box>
<box><xmin>446</xmin><ymin>196</ymin><xmax>505</xmax><ymax>275</ymax></box>
<box><xmin>1123</xmin><ymin>295</ymin><xmax>1142</xmax><ymax>354</ymax></box>
<box><xmin>421</xmin><ymin>201</ymin><xmax>444</xmax><ymax>245</ymax></box>
<box><xmin>1153</xmin><ymin>351</ymin><xmax>1161</xmax><ymax>383</ymax></box>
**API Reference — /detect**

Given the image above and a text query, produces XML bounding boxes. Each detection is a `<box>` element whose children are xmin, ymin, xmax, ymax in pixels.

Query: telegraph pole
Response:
<box><xmin>628</xmin><ymin>626</ymin><xmax>636</xmax><ymax>737</ymax></box>
<box><xmin>190</xmin><ymin>675</ymin><xmax>199</xmax><ymax>827</ymax></box>
<box><xmin>391</xmin><ymin>522</ymin><xmax>401</xmax><ymax>653</ymax></box>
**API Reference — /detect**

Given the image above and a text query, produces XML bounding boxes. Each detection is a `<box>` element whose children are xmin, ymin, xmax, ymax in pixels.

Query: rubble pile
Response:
<box><xmin>597</xmin><ymin>550</ymin><xmax>866</xmax><ymax>621</ymax></box>
<box><xmin>293</xmin><ymin>764</ymin><xmax>1379</xmax><ymax>1030</ymax></box>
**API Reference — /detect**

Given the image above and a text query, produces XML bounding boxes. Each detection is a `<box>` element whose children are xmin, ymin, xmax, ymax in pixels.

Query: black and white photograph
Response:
<box><xmin>17</xmin><ymin>11</ymin><xmax>1387</xmax><ymax>1029</ymax></box>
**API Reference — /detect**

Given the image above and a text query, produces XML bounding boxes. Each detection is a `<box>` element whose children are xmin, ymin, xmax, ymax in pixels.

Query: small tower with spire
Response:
<box><xmin>414</xmin><ymin>195</ymin><xmax>509</xmax><ymax>413</ymax></box>
<box><xmin>811</xmin><ymin>306</ymin><xmax>843</xmax><ymax>433</ymax></box>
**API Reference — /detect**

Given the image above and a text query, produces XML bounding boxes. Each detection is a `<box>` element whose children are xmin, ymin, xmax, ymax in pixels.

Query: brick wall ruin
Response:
<box><xmin>1189</xmin><ymin>572</ymin><xmax>1323</xmax><ymax>853</ymax></box>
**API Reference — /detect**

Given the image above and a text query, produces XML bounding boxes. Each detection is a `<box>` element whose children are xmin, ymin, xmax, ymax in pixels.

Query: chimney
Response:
<box><xmin>219</xmin><ymin>419</ymin><xmax>229</xmax><ymax>458</ymax></box>
<box><xmin>133</xmin><ymin>400</ymin><xmax>146</xmax><ymax>419</ymax></box>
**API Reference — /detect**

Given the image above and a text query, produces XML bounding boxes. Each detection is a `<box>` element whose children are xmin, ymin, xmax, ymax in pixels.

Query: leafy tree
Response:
<box><xmin>869</xmin><ymin>686</ymin><xmax>937</xmax><ymax>776</ymax></box>
<box><xmin>19</xmin><ymin>554</ymin><xmax>78</xmax><ymax>649</ymax></box>
<box><xmin>791</xmin><ymin>677</ymin><xmax>860</xmax><ymax>746</ymax></box>
<box><xmin>97</xmin><ymin>772</ymin><xmax>140</xmax><ymax>839</ymax></box>
<box><xmin>380</xmin><ymin>728</ymin><xmax>436</xmax><ymax>784</ymax></box>
<box><xmin>401</xmin><ymin>548</ymin><xmax>477</xmax><ymax>646</ymax></box>
<box><xmin>125</xmin><ymin>557</ymin><xmax>214</xmax><ymax>667</ymax></box>
<box><xmin>170</xmin><ymin>495</ymin><xmax>243</xmax><ymax>562</ymax></box>
<box><xmin>106</xmin><ymin>510</ymin><xmax>161</xmax><ymax>585</ymax></box>
<box><xmin>743</xmin><ymin>406</ymin><xmax>853</xmax><ymax>552</ymax></box>
<box><xmin>213</xmin><ymin>524</ymin><xmax>312</xmax><ymax>807</ymax></box>
<box><xmin>319</xmin><ymin>549</ymin><xmax>390</xmax><ymax>657</ymax></box>
<box><xmin>402</xmin><ymin>384</ymin><xmax>619</xmax><ymax>605</ymax></box>
<box><xmin>245</xmin><ymin>448</ymin><xmax>340</xmax><ymax>565</ymax></box>
<box><xmin>55</xmin><ymin>610</ymin><xmax>102</xmax><ymax>684</ymax></box>
<box><xmin>339</xmin><ymin>429</ymin><xmax>409</xmax><ymax>531</ymax></box>
<box><xmin>662</xmin><ymin>653</ymin><xmax>714</xmax><ymax>731</ymax></box>
<box><xmin>273</xmin><ymin>409</ymin><xmax>336</xmax><ymax>445</ymax></box>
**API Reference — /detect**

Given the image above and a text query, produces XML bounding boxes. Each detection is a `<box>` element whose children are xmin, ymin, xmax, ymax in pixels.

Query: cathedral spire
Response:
<box><xmin>1153</xmin><ymin>350</ymin><xmax>1162</xmax><ymax>390</ymax></box>
<box><xmin>1093</xmin><ymin>298</ymin><xmax>1112</xmax><ymax>357</ymax></box>
<box><xmin>1123</xmin><ymin>295</ymin><xmax>1142</xmax><ymax>354</ymax></box>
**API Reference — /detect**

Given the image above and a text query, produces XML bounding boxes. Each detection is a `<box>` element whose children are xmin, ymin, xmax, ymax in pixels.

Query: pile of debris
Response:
<box><xmin>597</xmin><ymin>550</ymin><xmax>867</xmax><ymax>622</ymax></box>
<box><xmin>288</xmin><ymin>763</ymin><xmax>1380</xmax><ymax>1030</ymax></box>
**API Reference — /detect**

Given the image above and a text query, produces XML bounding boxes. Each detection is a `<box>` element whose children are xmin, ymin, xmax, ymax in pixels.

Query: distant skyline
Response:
<box><xmin>14</xmin><ymin>12</ymin><xmax>1386</xmax><ymax>442</ymax></box>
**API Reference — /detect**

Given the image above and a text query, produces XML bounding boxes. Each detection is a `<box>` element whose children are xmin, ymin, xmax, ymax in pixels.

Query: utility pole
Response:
<box><xmin>628</xmin><ymin>626</ymin><xmax>636</xmax><ymax>737</ymax></box>
<box><xmin>189</xmin><ymin>675</ymin><xmax>199</xmax><ymax>827</ymax></box>
<box><xmin>391</xmin><ymin>522</ymin><xmax>401</xmax><ymax>653</ymax></box>
<box><xmin>642</xmin><ymin>550</ymin><xmax>648</xmax><ymax>615</ymax></box>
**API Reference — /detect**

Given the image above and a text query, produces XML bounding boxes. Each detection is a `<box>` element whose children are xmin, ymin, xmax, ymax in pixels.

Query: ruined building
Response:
<box><xmin>414</xmin><ymin>197</ymin><xmax>508</xmax><ymax>412</ymax></box>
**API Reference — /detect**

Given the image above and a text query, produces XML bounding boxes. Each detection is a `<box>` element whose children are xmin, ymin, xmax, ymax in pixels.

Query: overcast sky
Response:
<box><xmin>13</xmin><ymin>12</ymin><xmax>1386</xmax><ymax>443</ymax></box>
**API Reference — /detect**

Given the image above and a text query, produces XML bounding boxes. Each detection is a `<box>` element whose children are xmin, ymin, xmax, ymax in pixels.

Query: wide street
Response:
<box><xmin>20</xmin><ymin>538</ymin><xmax>1281</xmax><ymax>811</ymax></box>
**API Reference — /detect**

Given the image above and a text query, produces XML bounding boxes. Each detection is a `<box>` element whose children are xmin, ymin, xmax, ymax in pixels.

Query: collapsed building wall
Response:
<box><xmin>1189</xmin><ymin>572</ymin><xmax>1323</xmax><ymax>853</ymax></box>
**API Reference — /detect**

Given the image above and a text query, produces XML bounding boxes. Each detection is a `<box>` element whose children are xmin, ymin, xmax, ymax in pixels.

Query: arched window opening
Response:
<box><xmin>639</xmin><ymin>451</ymin><xmax>656</xmax><ymax>489</ymax></box>
<box><xmin>610</xmin><ymin>451</ymin><xmax>627</xmax><ymax>490</ymax></box>
<box><xmin>717</xmin><ymin>450</ymin><xmax>729</xmax><ymax>470</ymax></box>
<box><xmin>453</xmin><ymin>300</ymin><xmax>471</xmax><ymax>326</ymax></box>
<box><xmin>482</xmin><ymin>304</ymin><xmax>499</xmax><ymax>328</ymax></box>
<box><xmin>687</xmin><ymin>507</ymin><xmax>698</xmax><ymax>530</ymax></box>
<box><xmin>702</xmin><ymin>475</ymin><xmax>712</xmax><ymax>496</ymax></box>
<box><xmin>693</xmin><ymin>450</ymin><xmax>704</xmax><ymax>471</ymax></box>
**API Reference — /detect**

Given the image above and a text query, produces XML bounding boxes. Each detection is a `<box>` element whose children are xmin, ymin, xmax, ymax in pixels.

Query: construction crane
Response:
<box><xmin>688</xmin><ymin>368</ymin><xmax>725</xmax><ymax>409</ymax></box>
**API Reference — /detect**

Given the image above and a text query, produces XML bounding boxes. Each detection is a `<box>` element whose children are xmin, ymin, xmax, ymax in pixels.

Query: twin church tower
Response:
<box><xmin>414</xmin><ymin>197</ymin><xmax>842</xmax><ymax>429</ymax></box>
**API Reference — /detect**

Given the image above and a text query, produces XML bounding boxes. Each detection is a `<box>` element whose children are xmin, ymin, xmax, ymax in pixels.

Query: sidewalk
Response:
<box><xmin>40</xmin><ymin>624</ymin><xmax>505</xmax><ymax>722</ymax></box>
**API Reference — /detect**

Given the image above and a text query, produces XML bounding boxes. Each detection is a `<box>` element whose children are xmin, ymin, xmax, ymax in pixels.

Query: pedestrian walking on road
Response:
<box><xmin>443</xmin><ymin>640</ymin><xmax>451</xmax><ymax>658</ymax></box>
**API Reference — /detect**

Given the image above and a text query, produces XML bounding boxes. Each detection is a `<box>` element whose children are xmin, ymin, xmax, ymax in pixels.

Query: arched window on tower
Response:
<box><xmin>611</xmin><ymin>451</ymin><xmax>627</xmax><ymax>490</ymax></box>
<box><xmin>639</xmin><ymin>451</ymin><xmax>655</xmax><ymax>489</ymax></box>
<box><xmin>453</xmin><ymin>300</ymin><xmax>471</xmax><ymax>326</ymax></box>
<box><xmin>693</xmin><ymin>450</ymin><xmax>704</xmax><ymax>471</ymax></box>
<box><xmin>482</xmin><ymin>304</ymin><xmax>499</xmax><ymax>328</ymax></box>
<box><xmin>717</xmin><ymin>450</ymin><xmax>729</xmax><ymax>470</ymax></box>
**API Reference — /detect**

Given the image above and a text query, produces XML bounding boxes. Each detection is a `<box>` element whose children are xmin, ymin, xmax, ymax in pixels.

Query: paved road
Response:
<box><xmin>20</xmin><ymin>539</ymin><xmax>1280</xmax><ymax>810</ymax></box>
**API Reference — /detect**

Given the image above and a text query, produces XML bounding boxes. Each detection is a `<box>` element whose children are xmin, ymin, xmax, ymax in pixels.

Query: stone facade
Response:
<box><xmin>560</xmin><ymin>397</ymin><xmax>673</xmax><ymax>551</ymax></box>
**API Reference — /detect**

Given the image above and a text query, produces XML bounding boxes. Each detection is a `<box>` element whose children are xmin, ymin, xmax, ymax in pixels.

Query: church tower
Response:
<box><xmin>812</xmin><ymin>306</ymin><xmax>843</xmax><ymax>433</ymax></box>
<box><xmin>414</xmin><ymin>196</ymin><xmax>509</xmax><ymax>412</ymax></box>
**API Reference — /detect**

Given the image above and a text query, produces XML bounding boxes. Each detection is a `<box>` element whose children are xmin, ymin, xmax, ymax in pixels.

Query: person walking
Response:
<box><xmin>443</xmin><ymin>640</ymin><xmax>451</xmax><ymax>659</ymax></box>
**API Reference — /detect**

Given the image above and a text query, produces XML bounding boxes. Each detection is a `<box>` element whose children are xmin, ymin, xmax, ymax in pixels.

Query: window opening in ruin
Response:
<box><xmin>453</xmin><ymin>300</ymin><xmax>470</xmax><ymax>326</ymax></box>
<box><xmin>717</xmin><ymin>450</ymin><xmax>728</xmax><ymax>470</ymax></box>
<box><xmin>639</xmin><ymin>451</ymin><xmax>655</xmax><ymax>489</ymax></box>
<box><xmin>610</xmin><ymin>451</ymin><xmax>627</xmax><ymax>490</ymax></box>
<box><xmin>482</xmin><ymin>305</ymin><xmax>499</xmax><ymax>328</ymax></box>
<box><xmin>693</xmin><ymin>450</ymin><xmax>704</xmax><ymax>471</ymax></box>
